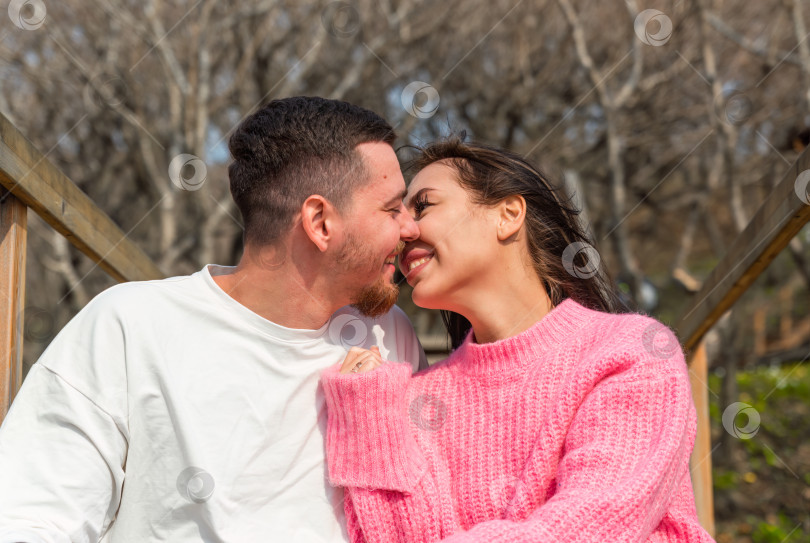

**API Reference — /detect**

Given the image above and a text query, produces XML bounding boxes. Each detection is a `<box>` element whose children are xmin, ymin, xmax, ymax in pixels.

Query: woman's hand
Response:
<box><xmin>339</xmin><ymin>346</ymin><xmax>384</xmax><ymax>375</ymax></box>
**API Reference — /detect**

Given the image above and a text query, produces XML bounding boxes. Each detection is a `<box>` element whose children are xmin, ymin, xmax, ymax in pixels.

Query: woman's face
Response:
<box><xmin>398</xmin><ymin>161</ymin><xmax>501</xmax><ymax>310</ymax></box>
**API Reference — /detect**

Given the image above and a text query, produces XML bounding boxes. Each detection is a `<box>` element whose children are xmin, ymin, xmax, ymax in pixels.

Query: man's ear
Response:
<box><xmin>301</xmin><ymin>195</ymin><xmax>338</xmax><ymax>252</ymax></box>
<box><xmin>496</xmin><ymin>195</ymin><xmax>526</xmax><ymax>241</ymax></box>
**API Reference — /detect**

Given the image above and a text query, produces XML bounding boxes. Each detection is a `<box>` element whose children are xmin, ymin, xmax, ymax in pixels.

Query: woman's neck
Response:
<box><xmin>456</xmin><ymin>270</ymin><xmax>554</xmax><ymax>345</ymax></box>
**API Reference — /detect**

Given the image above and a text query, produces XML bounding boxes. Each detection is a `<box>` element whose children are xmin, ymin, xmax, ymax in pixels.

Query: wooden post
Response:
<box><xmin>688</xmin><ymin>339</ymin><xmax>715</xmax><ymax>537</ymax></box>
<box><xmin>0</xmin><ymin>187</ymin><xmax>27</xmax><ymax>425</ymax></box>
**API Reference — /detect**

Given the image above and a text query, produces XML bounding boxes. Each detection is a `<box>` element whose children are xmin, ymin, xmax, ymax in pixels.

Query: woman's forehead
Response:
<box><xmin>408</xmin><ymin>162</ymin><xmax>457</xmax><ymax>192</ymax></box>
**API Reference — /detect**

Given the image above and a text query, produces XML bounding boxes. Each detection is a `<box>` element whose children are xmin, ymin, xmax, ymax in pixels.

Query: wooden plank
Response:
<box><xmin>0</xmin><ymin>188</ymin><xmax>27</xmax><ymax>424</ymax></box>
<box><xmin>676</xmin><ymin>146</ymin><xmax>810</xmax><ymax>352</ymax></box>
<box><xmin>0</xmin><ymin>113</ymin><xmax>163</xmax><ymax>282</ymax></box>
<box><xmin>687</xmin><ymin>340</ymin><xmax>715</xmax><ymax>537</ymax></box>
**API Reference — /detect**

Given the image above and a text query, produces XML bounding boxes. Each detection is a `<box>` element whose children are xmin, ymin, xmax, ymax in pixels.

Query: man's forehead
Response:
<box><xmin>353</xmin><ymin>143</ymin><xmax>406</xmax><ymax>198</ymax></box>
<box><xmin>355</xmin><ymin>141</ymin><xmax>398</xmax><ymax>168</ymax></box>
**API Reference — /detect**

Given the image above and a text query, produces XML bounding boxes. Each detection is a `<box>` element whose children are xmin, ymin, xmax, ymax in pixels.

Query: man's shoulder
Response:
<box><xmin>83</xmin><ymin>271</ymin><xmax>200</xmax><ymax>317</ymax></box>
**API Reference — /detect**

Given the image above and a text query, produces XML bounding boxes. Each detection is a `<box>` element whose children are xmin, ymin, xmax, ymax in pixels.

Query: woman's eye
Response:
<box><xmin>413</xmin><ymin>197</ymin><xmax>431</xmax><ymax>217</ymax></box>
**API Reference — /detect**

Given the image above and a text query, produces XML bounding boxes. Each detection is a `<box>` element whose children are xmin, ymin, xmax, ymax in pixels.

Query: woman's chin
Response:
<box><xmin>411</xmin><ymin>286</ymin><xmax>441</xmax><ymax>311</ymax></box>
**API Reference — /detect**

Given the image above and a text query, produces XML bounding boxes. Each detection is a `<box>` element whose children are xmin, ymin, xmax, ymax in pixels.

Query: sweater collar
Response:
<box><xmin>449</xmin><ymin>298</ymin><xmax>595</xmax><ymax>378</ymax></box>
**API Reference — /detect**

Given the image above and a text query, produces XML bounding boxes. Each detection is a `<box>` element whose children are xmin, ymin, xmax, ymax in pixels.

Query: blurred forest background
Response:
<box><xmin>2</xmin><ymin>0</ymin><xmax>809</xmax><ymax>540</ymax></box>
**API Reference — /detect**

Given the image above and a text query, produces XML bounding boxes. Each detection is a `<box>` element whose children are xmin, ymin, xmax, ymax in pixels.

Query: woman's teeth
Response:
<box><xmin>408</xmin><ymin>257</ymin><xmax>431</xmax><ymax>271</ymax></box>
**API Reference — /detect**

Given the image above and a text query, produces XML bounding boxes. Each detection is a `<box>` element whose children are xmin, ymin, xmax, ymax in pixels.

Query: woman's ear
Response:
<box><xmin>301</xmin><ymin>195</ymin><xmax>337</xmax><ymax>252</ymax></box>
<box><xmin>496</xmin><ymin>195</ymin><xmax>526</xmax><ymax>241</ymax></box>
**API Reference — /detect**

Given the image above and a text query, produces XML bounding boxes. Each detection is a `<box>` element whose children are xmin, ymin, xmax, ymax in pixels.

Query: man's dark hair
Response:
<box><xmin>227</xmin><ymin>96</ymin><xmax>396</xmax><ymax>247</ymax></box>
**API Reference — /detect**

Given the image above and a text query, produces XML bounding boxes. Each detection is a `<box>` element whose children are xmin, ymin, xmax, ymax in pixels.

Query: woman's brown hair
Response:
<box><xmin>409</xmin><ymin>136</ymin><xmax>627</xmax><ymax>349</ymax></box>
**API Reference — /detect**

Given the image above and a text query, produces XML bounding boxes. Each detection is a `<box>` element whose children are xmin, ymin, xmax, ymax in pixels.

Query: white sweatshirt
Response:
<box><xmin>0</xmin><ymin>264</ymin><xmax>427</xmax><ymax>543</ymax></box>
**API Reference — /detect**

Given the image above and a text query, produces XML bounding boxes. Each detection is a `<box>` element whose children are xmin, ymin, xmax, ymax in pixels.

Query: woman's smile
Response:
<box><xmin>399</xmin><ymin>249</ymin><xmax>434</xmax><ymax>282</ymax></box>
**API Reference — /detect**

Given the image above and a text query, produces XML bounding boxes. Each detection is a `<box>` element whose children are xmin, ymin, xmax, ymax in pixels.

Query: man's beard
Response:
<box><xmin>337</xmin><ymin>233</ymin><xmax>400</xmax><ymax>318</ymax></box>
<box><xmin>352</xmin><ymin>275</ymin><xmax>399</xmax><ymax>318</ymax></box>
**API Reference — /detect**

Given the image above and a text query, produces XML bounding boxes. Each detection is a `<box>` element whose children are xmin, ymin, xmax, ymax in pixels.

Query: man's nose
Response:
<box><xmin>399</xmin><ymin>208</ymin><xmax>419</xmax><ymax>241</ymax></box>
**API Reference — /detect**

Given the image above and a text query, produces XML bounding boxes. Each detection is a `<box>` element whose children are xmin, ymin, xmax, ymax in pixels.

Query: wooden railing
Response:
<box><xmin>675</xmin><ymin>145</ymin><xmax>810</xmax><ymax>536</ymax></box>
<box><xmin>0</xmin><ymin>112</ymin><xmax>163</xmax><ymax>422</ymax></box>
<box><xmin>1</xmin><ymin>113</ymin><xmax>810</xmax><ymax>537</ymax></box>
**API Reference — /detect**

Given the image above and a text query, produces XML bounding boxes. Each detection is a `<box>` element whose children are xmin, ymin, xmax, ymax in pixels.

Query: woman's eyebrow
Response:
<box><xmin>405</xmin><ymin>187</ymin><xmax>434</xmax><ymax>207</ymax></box>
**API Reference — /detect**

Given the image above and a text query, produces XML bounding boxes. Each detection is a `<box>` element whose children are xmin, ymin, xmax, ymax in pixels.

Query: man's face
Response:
<box><xmin>337</xmin><ymin>142</ymin><xmax>419</xmax><ymax>317</ymax></box>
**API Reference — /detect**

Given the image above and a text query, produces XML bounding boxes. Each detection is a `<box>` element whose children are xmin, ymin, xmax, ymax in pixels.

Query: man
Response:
<box><xmin>0</xmin><ymin>97</ymin><xmax>427</xmax><ymax>542</ymax></box>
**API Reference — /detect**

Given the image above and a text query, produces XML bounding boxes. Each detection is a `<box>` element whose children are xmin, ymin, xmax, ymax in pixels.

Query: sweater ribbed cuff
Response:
<box><xmin>320</xmin><ymin>361</ymin><xmax>428</xmax><ymax>493</ymax></box>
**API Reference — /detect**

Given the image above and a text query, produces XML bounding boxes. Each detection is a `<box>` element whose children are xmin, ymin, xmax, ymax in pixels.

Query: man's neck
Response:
<box><xmin>210</xmin><ymin>262</ymin><xmax>341</xmax><ymax>330</ymax></box>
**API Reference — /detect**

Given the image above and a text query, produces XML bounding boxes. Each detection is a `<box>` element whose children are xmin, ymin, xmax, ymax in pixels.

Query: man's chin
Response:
<box><xmin>351</xmin><ymin>278</ymin><xmax>400</xmax><ymax>318</ymax></box>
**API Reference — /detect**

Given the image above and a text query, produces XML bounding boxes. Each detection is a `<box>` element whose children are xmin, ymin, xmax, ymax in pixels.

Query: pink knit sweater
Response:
<box><xmin>321</xmin><ymin>298</ymin><xmax>716</xmax><ymax>542</ymax></box>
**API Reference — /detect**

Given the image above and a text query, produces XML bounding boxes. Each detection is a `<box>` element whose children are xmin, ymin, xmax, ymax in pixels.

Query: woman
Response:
<box><xmin>320</xmin><ymin>138</ymin><xmax>715</xmax><ymax>542</ymax></box>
